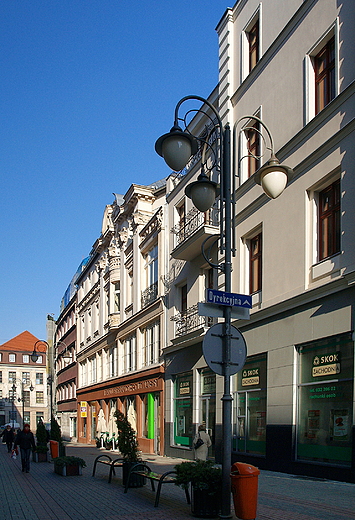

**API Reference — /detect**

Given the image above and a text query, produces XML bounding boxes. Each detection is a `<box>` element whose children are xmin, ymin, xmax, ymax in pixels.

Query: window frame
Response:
<box><xmin>249</xmin><ymin>232</ymin><xmax>262</xmax><ymax>295</ymax></box>
<box><xmin>318</xmin><ymin>179</ymin><xmax>340</xmax><ymax>261</ymax></box>
<box><xmin>315</xmin><ymin>36</ymin><xmax>335</xmax><ymax>115</ymax></box>
<box><xmin>241</xmin><ymin>5</ymin><xmax>262</xmax><ymax>82</ymax></box>
<box><xmin>305</xmin><ymin>21</ymin><xmax>339</xmax><ymax>123</ymax></box>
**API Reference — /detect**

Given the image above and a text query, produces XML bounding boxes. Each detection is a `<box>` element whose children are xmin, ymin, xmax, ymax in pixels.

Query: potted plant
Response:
<box><xmin>114</xmin><ymin>410</ymin><xmax>143</xmax><ymax>487</ymax></box>
<box><xmin>33</xmin><ymin>420</ymin><xmax>49</xmax><ymax>462</ymax></box>
<box><xmin>174</xmin><ymin>460</ymin><xmax>222</xmax><ymax>518</ymax></box>
<box><xmin>53</xmin><ymin>456</ymin><xmax>86</xmax><ymax>476</ymax></box>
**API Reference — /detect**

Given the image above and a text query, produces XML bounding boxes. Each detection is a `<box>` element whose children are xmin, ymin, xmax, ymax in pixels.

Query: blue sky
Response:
<box><xmin>0</xmin><ymin>1</ymin><xmax>227</xmax><ymax>343</ymax></box>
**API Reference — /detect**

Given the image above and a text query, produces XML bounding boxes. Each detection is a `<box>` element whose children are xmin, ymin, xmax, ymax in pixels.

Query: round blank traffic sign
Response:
<box><xmin>202</xmin><ymin>323</ymin><xmax>247</xmax><ymax>375</ymax></box>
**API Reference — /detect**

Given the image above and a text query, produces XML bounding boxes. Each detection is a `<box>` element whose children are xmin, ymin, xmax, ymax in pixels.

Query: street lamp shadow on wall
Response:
<box><xmin>155</xmin><ymin>95</ymin><xmax>293</xmax><ymax>520</ymax></box>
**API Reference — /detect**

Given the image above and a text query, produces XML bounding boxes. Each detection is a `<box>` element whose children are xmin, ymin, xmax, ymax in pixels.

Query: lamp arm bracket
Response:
<box><xmin>201</xmin><ymin>235</ymin><xmax>224</xmax><ymax>271</ymax></box>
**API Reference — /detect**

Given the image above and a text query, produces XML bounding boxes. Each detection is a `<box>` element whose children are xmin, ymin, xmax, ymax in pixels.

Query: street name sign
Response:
<box><xmin>206</xmin><ymin>289</ymin><xmax>252</xmax><ymax>309</ymax></box>
<box><xmin>198</xmin><ymin>302</ymin><xmax>250</xmax><ymax>320</ymax></box>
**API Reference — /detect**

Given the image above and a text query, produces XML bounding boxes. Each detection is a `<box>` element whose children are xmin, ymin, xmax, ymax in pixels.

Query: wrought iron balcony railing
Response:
<box><xmin>171</xmin><ymin>208</ymin><xmax>219</xmax><ymax>247</ymax></box>
<box><xmin>141</xmin><ymin>281</ymin><xmax>158</xmax><ymax>308</ymax></box>
<box><xmin>171</xmin><ymin>304</ymin><xmax>211</xmax><ymax>337</ymax></box>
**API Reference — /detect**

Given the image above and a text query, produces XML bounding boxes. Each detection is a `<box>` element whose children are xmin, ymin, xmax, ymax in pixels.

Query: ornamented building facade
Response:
<box><xmin>75</xmin><ymin>181</ymin><xmax>167</xmax><ymax>454</ymax></box>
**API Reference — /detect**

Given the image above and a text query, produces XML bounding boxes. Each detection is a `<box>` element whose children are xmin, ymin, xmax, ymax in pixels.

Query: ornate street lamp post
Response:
<box><xmin>156</xmin><ymin>95</ymin><xmax>292</xmax><ymax>518</ymax></box>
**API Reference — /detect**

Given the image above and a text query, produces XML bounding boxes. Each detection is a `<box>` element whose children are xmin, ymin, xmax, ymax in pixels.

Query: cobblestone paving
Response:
<box><xmin>1</xmin><ymin>442</ymin><xmax>355</xmax><ymax>519</ymax></box>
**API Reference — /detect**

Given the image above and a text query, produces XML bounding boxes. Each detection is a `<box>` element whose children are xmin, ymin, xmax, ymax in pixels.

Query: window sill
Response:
<box><xmin>311</xmin><ymin>254</ymin><xmax>340</xmax><ymax>281</ymax></box>
<box><xmin>251</xmin><ymin>291</ymin><xmax>262</xmax><ymax>307</ymax></box>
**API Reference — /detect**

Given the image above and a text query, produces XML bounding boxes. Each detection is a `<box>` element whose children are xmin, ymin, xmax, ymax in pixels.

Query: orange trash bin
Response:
<box><xmin>230</xmin><ymin>462</ymin><xmax>260</xmax><ymax>520</ymax></box>
<box><xmin>50</xmin><ymin>440</ymin><xmax>59</xmax><ymax>459</ymax></box>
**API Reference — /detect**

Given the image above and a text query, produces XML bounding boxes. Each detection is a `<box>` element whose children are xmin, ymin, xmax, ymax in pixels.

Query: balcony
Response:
<box><xmin>171</xmin><ymin>208</ymin><xmax>219</xmax><ymax>261</ymax></box>
<box><xmin>141</xmin><ymin>281</ymin><xmax>158</xmax><ymax>309</ymax></box>
<box><xmin>171</xmin><ymin>304</ymin><xmax>211</xmax><ymax>337</ymax></box>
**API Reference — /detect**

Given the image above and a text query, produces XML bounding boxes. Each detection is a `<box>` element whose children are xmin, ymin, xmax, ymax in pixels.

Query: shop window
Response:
<box><xmin>297</xmin><ymin>333</ymin><xmax>353</xmax><ymax>466</ymax></box>
<box><xmin>199</xmin><ymin>369</ymin><xmax>216</xmax><ymax>450</ymax></box>
<box><xmin>36</xmin><ymin>412</ymin><xmax>44</xmax><ymax>424</ymax></box>
<box><xmin>174</xmin><ymin>372</ymin><xmax>193</xmax><ymax>447</ymax></box>
<box><xmin>233</xmin><ymin>355</ymin><xmax>267</xmax><ymax>455</ymax></box>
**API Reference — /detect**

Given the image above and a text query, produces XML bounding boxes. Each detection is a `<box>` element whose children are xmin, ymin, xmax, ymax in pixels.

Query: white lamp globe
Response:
<box><xmin>260</xmin><ymin>169</ymin><xmax>288</xmax><ymax>199</ymax></box>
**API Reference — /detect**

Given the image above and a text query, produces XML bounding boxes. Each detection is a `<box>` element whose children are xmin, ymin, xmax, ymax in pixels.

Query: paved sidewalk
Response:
<box><xmin>1</xmin><ymin>441</ymin><xmax>355</xmax><ymax>519</ymax></box>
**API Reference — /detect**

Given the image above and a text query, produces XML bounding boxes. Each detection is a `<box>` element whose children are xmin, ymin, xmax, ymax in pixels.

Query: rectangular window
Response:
<box><xmin>23</xmin><ymin>391</ymin><xmax>30</xmax><ymax>405</ymax></box>
<box><xmin>125</xmin><ymin>336</ymin><xmax>136</xmax><ymax>373</ymax></box>
<box><xmin>36</xmin><ymin>391</ymin><xmax>44</xmax><ymax>404</ymax></box>
<box><xmin>315</xmin><ymin>37</ymin><xmax>335</xmax><ymax>114</ymax></box>
<box><xmin>250</xmin><ymin>233</ymin><xmax>262</xmax><ymax>294</ymax></box>
<box><xmin>0</xmin><ymin>371</ymin><xmax>2</xmax><ymax>383</ymax></box>
<box><xmin>36</xmin><ymin>355</ymin><xmax>43</xmax><ymax>364</ymax></box>
<box><xmin>247</xmin><ymin>121</ymin><xmax>260</xmax><ymax>178</ymax></box>
<box><xmin>22</xmin><ymin>372</ymin><xmax>30</xmax><ymax>384</ymax></box>
<box><xmin>23</xmin><ymin>355</ymin><xmax>29</xmax><ymax>363</ymax></box>
<box><xmin>9</xmin><ymin>354</ymin><xmax>16</xmax><ymax>363</ymax></box>
<box><xmin>114</xmin><ymin>282</ymin><xmax>120</xmax><ymax>312</ymax></box>
<box><xmin>144</xmin><ymin>321</ymin><xmax>160</xmax><ymax>366</ymax></box>
<box><xmin>9</xmin><ymin>372</ymin><xmax>16</xmax><ymax>383</ymax></box>
<box><xmin>36</xmin><ymin>373</ymin><xmax>43</xmax><ymax>385</ymax></box>
<box><xmin>248</xmin><ymin>19</ymin><xmax>259</xmax><ymax>72</ymax></box>
<box><xmin>319</xmin><ymin>180</ymin><xmax>340</xmax><ymax>261</ymax></box>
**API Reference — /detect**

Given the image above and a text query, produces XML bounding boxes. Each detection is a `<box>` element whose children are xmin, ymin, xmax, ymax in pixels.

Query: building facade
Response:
<box><xmin>75</xmin><ymin>181</ymin><xmax>167</xmax><ymax>454</ymax></box>
<box><xmin>54</xmin><ymin>262</ymin><xmax>85</xmax><ymax>441</ymax></box>
<box><xmin>0</xmin><ymin>331</ymin><xmax>49</xmax><ymax>428</ymax></box>
<box><xmin>162</xmin><ymin>0</ymin><xmax>355</xmax><ymax>482</ymax></box>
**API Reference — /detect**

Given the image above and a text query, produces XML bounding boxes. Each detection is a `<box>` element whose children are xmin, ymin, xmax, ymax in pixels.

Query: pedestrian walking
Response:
<box><xmin>13</xmin><ymin>423</ymin><xmax>35</xmax><ymax>473</ymax></box>
<box><xmin>1</xmin><ymin>425</ymin><xmax>15</xmax><ymax>452</ymax></box>
<box><xmin>193</xmin><ymin>424</ymin><xmax>212</xmax><ymax>461</ymax></box>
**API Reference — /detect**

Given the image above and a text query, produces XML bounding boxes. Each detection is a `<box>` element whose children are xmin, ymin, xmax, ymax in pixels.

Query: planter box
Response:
<box><xmin>191</xmin><ymin>487</ymin><xmax>220</xmax><ymax>518</ymax></box>
<box><xmin>54</xmin><ymin>464</ymin><xmax>83</xmax><ymax>476</ymax></box>
<box><xmin>122</xmin><ymin>461</ymin><xmax>145</xmax><ymax>488</ymax></box>
<box><xmin>33</xmin><ymin>452</ymin><xmax>48</xmax><ymax>463</ymax></box>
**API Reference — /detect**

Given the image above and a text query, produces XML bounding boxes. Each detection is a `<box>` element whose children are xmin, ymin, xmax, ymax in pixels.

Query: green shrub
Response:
<box><xmin>174</xmin><ymin>460</ymin><xmax>222</xmax><ymax>494</ymax></box>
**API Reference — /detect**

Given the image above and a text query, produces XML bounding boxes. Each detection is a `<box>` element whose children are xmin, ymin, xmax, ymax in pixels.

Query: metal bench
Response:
<box><xmin>92</xmin><ymin>454</ymin><xmax>124</xmax><ymax>483</ymax></box>
<box><xmin>124</xmin><ymin>462</ymin><xmax>190</xmax><ymax>507</ymax></box>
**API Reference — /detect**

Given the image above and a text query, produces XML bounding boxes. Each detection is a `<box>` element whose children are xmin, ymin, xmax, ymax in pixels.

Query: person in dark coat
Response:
<box><xmin>14</xmin><ymin>423</ymin><xmax>36</xmax><ymax>473</ymax></box>
<box><xmin>1</xmin><ymin>425</ymin><xmax>15</xmax><ymax>452</ymax></box>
